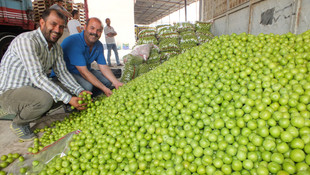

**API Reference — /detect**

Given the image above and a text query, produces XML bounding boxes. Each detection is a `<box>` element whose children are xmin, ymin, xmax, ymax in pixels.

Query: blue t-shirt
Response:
<box><xmin>61</xmin><ymin>31</ymin><xmax>106</xmax><ymax>75</ymax></box>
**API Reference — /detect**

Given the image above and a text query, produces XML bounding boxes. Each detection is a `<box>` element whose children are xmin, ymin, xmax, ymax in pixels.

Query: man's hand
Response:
<box><xmin>68</xmin><ymin>96</ymin><xmax>87</xmax><ymax>110</ymax></box>
<box><xmin>113</xmin><ymin>81</ymin><xmax>124</xmax><ymax>89</ymax></box>
<box><xmin>79</xmin><ymin>90</ymin><xmax>92</xmax><ymax>97</ymax></box>
<box><xmin>103</xmin><ymin>87</ymin><xmax>113</xmax><ymax>97</ymax></box>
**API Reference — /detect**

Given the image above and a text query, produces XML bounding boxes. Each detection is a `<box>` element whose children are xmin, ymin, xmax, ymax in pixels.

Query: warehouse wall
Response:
<box><xmin>200</xmin><ymin>0</ymin><xmax>310</xmax><ymax>35</ymax></box>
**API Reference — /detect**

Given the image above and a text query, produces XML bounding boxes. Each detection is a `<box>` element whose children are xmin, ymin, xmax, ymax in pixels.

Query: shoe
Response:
<box><xmin>10</xmin><ymin>123</ymin><xmax>36</xmax><ymax>141</ymax></box>
<box><xmin>108</xmin><ymin>64</ymin><xmax>113</xmax><ymax>67</ymax></box>
<box><xmin>117</xmin><ymin>64</ymin><xmax>124</xmax><ymax>66</ymax></box>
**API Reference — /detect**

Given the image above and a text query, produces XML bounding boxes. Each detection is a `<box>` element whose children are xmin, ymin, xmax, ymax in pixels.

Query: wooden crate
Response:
<box><xmin>68</xmin><ymin>3</ymin><xmax>78</xmax><ymax>11</ymax></box>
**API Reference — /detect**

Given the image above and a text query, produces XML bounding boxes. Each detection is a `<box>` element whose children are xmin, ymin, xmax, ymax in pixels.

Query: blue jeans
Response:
<box><xmin>107</xmin><ymin>44</ymin><xmax>120</xmax><ymax>65</ymax></box>
<box><xmin>72</xmin><ymin>69</ymin><xmax>112</xmax><ymax>97</ymax></box>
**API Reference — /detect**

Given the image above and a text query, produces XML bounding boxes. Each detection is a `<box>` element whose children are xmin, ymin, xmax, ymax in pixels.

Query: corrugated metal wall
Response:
<box><xmin>200</xmin><ymin>0</ymin><xmax>310</xmax><ymax>35</ymax></box>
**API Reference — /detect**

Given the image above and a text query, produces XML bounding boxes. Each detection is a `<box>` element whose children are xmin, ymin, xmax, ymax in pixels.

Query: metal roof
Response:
<box><xmin>134</xmin><ymin>0</ymin><xmax>198</xmax><ymax>25</ymax></box>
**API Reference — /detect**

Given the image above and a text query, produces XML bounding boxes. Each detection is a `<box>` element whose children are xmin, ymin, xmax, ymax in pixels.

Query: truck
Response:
<box><xmin>0</xmin><ymin>0</ymin><xmax>35</xmax><ymax>61</ymax></box>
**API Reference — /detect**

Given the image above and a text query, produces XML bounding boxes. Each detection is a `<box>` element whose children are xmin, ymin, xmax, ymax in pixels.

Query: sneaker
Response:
<box><xmin>108</xmin><ymin>64</ymin><xmax>113</xmax><ymax>67</ymax></box>
<box><xmin>10</xmin><ymin>123</ymin><xmax>36</xmax><ymax>141</ymax></box>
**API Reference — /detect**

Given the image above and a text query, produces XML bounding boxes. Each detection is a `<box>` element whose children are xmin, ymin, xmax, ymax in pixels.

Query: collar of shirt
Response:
<box><xmin>36</xmin><ymin>28</ymin><xmax>55</xmax><ymax>51</ymax></box>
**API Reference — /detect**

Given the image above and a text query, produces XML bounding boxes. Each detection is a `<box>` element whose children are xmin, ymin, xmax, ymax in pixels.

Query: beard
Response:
<box><xmin>42</xmin><ymin>27</ymin><xmax>62</xmax><ymax>44</ymax></box>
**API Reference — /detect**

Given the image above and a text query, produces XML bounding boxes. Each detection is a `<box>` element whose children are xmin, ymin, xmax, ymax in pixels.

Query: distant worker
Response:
<box><xmin>68</xmin><ymin>10</ymin><xmax>82</xmax><ymax>35</ymax></box>
<box><xmin>49</xmin><ymin>0</ymin><xmax>72</xmax><ymax>18</ymax></box>
<box><xmin>60</xmin><ymin>17</ymin><xmax>124</xmax><ymax>97</ymax></box>
<box><xmin>104</xmin><ymin>18</ymin><xmax>123</xmax><ymax>67</ymax></box>
<box><xmin>0</xmin><ymin>9</ymin><xmax>90</xmax><ymax>141</ymax></box>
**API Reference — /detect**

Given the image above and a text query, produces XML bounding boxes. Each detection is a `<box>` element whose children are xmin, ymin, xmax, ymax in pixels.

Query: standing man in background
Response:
<box><xmin>49</xmin><ymin>0</ymin><xmax>72</xmax><ymax>19</ymax></box>
<box><xmin>104</xmin><ymin>18</ymin><xmax>123</xmax><ymax>67</ymax></box>
<box><xmin>68</xmin><ymin>10</ymin><xmax>82</xmax><ymax>35</ymax></box>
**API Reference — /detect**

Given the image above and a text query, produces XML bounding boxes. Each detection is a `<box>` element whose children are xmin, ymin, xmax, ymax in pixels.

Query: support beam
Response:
<box><xmin>185</xmin><ymin>0</ymin><xmax>187</xmax><ymax>21</ymax></box>
<box><xmin>146</xmin><ymin>0</ymin><xmax>186</xmax><ymax>5</ymax></box>
<box><xmin>84</xmin><ymin>0</ymin><xmax>88</xmax><ymax>20</ymax></box>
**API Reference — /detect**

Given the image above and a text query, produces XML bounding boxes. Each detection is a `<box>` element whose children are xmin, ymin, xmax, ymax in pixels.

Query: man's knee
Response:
<box><xmin>72</xmin><ymin>74</ymin><xmax>94</xmax><ymax>92</ymax></box>
<box><xmin>91</xmin><ymin>70</ymin><xmax>112</xmax><ymax>88</ymax></box>
<box><xmin>82</xmin><ymin>83</ymin><xmax>94</xmax><ymax>92</ymax></box>
<box><xmin>36</xmin><ymin>91</ymin><xmax>54</xmax><ymax>112</ymax></box>
<box><xmin>106</xmin><ymin>81</ymin><xmax>112</xmax><ymax>89</ymax></box>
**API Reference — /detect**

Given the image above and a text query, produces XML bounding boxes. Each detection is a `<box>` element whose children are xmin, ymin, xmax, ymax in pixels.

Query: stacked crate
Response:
<box><xmin>76</xmin><ymin>3</ymin><xmax>86</xmax><ymax>26</ymax></box>
<box><xmin>66</xmin><ymin>2</ymin><xmax>78</xmax><ymax>14</ymax></box>
<box><xmin>32</xmin><ymin>0</ymin><xmax>86</xmax><ymax>26</ymax></box>
<box><xmin>33</xmin><ymin>0</ymin><xmax>56</xmax><ymax>24</ymax></box>
<box><xmin>32</xmin><ymin>1</ymin><xmax>39</xmax><ymax>23</ymax></box>
<box><xmin>32</xmin><ymin>0</ymin><xmax>48</xmax><ymax>24</ymax></box>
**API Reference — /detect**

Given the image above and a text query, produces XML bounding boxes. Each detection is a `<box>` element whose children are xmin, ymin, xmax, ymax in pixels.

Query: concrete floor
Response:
<box><xmin>0</xmin><ymin>107</ymin><xmax>68</xmax><ymax>173</ymax></box>
<box><xmin>103</xmin><ymin>49</ymin><xmax>131</xmax><ymax>67</ymax></box>
<box><xmin>0</xmin><ymin>120</ymin><xmax>37</xmax><ymax>156</ymax></box>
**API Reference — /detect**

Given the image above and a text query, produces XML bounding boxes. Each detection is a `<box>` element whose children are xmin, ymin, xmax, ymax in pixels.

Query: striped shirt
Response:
<box><xmin>0</xmin><ymin>28</ymin><xmax>84</xmax><ymax>104</ymax></box>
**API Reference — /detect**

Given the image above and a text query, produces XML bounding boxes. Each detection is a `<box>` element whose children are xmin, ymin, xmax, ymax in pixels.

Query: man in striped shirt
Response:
<box><xmin>0</xmin><ymin>9</ymin><xmax>90</xmax><ymax>141</ymax></box>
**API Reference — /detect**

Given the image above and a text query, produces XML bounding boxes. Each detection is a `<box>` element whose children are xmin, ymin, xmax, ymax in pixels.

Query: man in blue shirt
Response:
<box><xmin>61</xmin><ymin>17</ymin><xmax>123</xmax><ymax>97</ymax></box>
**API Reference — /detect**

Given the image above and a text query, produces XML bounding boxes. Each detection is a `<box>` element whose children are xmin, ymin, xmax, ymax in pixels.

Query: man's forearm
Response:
<box><xmin>99</xmin><ymin>65</ymin><xmax>119</xmax><ymax>85</ymax></box>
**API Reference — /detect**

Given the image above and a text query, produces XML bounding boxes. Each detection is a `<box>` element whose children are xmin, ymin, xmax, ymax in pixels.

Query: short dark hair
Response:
<box><xmin>105</xmin><ymin>18</ymin><xmax>110</xmax><ymax>22</ymax></box>
<box><xmin>72</xmin><ymin>10</ymin><xmax>78</xmax><ymax>17</ymax></box>
<box><xmin>41</xmin><ymin>9</ymin><xmax>66</xmax><ymax>22</ymax></box>
<box><xmin>85</xmin><ymin>17</ymin><xmax>103</xmax><ymax>28</ymax></box>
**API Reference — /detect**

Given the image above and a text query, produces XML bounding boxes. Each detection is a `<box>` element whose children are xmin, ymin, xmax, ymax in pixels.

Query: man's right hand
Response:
<box><xmin>68</xmin><ymin>96</ymin><xmax>87</xmax><ymax>110</ymax></box>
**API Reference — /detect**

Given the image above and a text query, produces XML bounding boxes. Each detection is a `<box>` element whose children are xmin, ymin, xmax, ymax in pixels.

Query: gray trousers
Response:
<box><xmin>0</xmin><ymin>86</ymin><xmax>57</xmax><ymax>125</ymax></box>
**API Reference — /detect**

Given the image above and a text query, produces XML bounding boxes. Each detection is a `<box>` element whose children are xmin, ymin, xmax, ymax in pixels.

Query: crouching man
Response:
<box><xmin>0</xmin><ymin>9</ymin><xmax>91</xmax><ymax>141</ymax></box>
